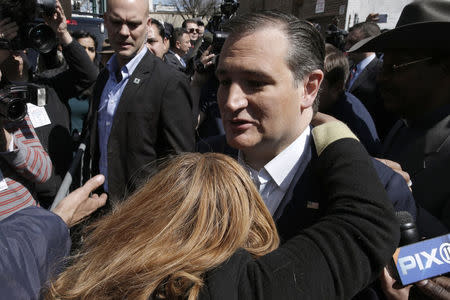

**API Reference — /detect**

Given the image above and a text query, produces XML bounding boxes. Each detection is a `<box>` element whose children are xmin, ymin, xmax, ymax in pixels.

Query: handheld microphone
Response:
<box><xmin>391</xmin><ymin>211</ymin><xmax>450</xmax><ymax>285</ymax></box>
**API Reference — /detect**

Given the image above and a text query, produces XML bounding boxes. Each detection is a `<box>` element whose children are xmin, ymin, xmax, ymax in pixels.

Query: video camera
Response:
<box><xmin>0</xmin><ymin>84</ymin><xmax>46</xmax><ymax>122</ymax></box>
<box><xmin>0</xmin><ymin>0</ymin><xmax>57</xmax><ymax>53</ymax></box>
<box><xmin>325</xmin><ymin>24</ymin><xmax>348</xmax><ymax>51</ymax></box>
<box><xmin>199</xmin><ymin>0</ymin><xmax>238</xmax><ymax>64</ymax></box>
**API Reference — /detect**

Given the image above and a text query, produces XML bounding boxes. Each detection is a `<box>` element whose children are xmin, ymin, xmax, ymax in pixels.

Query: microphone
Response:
<box><xmin>391</xmin><ymin>211</ymin><xmax>450</xmax><ymax>285</ymax></box>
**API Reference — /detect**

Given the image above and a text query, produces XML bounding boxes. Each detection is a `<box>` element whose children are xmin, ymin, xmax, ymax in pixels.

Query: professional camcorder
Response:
<box><xmin>325</xmin><ymin>24</ymin><xmax>348</xmax><ymax>51</ymax></box>
<box><xmin>0</xmin><ymin>0</ymin><xmax>57</xmax><ymax>53</ymax></box>
<box><xmin>0</xmin><ymin>84</ymin><xmax>46</xmax><ymax>121</ymax></box>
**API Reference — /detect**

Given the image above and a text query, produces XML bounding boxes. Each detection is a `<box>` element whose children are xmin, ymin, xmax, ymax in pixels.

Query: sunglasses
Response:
<box><xmin>188</xmin><ymin>28</ymin><xmax>200</xmax><ymax>34</ymax></box>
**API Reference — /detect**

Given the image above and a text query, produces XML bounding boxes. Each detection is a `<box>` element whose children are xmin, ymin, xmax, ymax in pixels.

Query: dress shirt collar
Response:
<box><xmin>356</xmin><ymin>53</ymin><xmax>376</xmax><ymax>73</ymax></box>
<box><xmin>238</xmin><ymin>126</ymin><xmax>311</xmax><ymax>191</ymax></box>
<box><xmin>106</xmin><ymin>46</ymin><xmax>148</xmax><ymax>82</ymax></box>
<box><xmin>168</xmin><ymin>50</ymin><xmax>185</xmax><ymax>65</ymax></box>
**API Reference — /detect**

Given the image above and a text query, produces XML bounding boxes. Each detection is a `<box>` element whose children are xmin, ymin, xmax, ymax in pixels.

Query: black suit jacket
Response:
<box><xmin>197</xmin><ymin>131</ymin><xmax>418</xmax><ymax>242</ymax></box>
<box><xmin>382</xmin><ymin>106</ymin><xmax>450</xmax><ymax>230</ymax></box>
<box><xmin>348</xmin><ymin>56</ymin><xmax>397</xmax><ymax>139</ymax></box>
<box><xmin>197</xmin><ymin>139</ymin><xmax>399</xmax><ymax>299</ymax></box>
<box><xmin>164</xmin><ymin>51</ymin><xmax>186</xmax><ymax>73</ymax></box>
<box><xmin>87</xmin><ymin>50</ymin><xmax>196</xmax><ymax>201</ymax></box>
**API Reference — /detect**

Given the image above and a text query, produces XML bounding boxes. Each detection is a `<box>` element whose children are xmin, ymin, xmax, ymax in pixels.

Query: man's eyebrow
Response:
<box><xmin>108</xmin><ymin>14</ymin><xmax>141</xmax><ymax>24</ymax></box>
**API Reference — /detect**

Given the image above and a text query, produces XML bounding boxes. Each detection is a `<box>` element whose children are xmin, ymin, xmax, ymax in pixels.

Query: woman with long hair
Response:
<box><xmin>44</xmin><ymin>125</ymin><xmax>399</xmax><ymax>299</ymax></box>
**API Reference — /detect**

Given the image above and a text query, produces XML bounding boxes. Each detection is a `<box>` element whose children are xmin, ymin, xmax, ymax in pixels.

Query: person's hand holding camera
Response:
<box><xmin>44</xmin><ymin>0</ymin><xmax>72</xmax><ymax>46</ymax></box>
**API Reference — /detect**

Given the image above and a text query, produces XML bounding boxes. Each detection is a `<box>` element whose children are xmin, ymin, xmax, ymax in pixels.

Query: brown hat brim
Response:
<box><xmin>349</xmin><ymin>22</ymin><xmax>450</xmax><ymax>52</ymax></box>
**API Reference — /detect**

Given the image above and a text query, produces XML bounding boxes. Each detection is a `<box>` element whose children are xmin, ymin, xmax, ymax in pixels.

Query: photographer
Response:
<box><xmin>0</xmin><ymin>114</ymin><xmax>52</xmax><ymax>220</ymax></box>
<box><xmin>0</xmin><ymin>0</ymin><xmax>98</xmax><ymax>207</ymax></box>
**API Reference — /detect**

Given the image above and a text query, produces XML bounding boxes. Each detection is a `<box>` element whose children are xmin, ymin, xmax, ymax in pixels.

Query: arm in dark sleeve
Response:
<box><xmin>242</xmin><ymin>138</ymin><xmax>399</xmax><ymax>299</ymax></box>
<box><xmin>43</xmin><ymin>39</ymin><xmax>99</xmax><ymax>101</ymax></box>
<box><xmin>372</xmin><ymin>158</ymin><xmax>417</xmax><ymax>219</ymax></box>
<box><xmin>0</xmin><ymin>206</ymin><xmax>71</xmax><ymax>299</ymax></box>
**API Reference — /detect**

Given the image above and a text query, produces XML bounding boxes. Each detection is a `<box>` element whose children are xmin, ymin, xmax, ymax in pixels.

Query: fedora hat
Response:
<box><xmin>349</xmin><ymin>0</ymin><xmax>450</xmax><ymax>52</ymax></box>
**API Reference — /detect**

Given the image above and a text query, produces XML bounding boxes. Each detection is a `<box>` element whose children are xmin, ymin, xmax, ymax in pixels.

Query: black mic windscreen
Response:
<box><xmin>396</xmin><ymin>211</ymin><xmax>420</xmax><ymax>246</ymax></box>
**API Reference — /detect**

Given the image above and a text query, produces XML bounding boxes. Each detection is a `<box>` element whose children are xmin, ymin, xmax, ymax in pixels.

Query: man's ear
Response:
<box><xmin>175</xmin><ymin>40</ymin><xmax>181</xmax><ymax>49</ymax></box>
<box><xmin>301</xmin><ymin>69</ymin><xmax>324</xmax><ymax>109</ymax></box>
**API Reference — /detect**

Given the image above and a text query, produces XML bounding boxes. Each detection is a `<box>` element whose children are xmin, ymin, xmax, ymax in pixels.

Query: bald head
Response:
<box><xmin>104</xmin><ymin>0</ymin><xmax>150</xmax><ymax>67</ymax></box>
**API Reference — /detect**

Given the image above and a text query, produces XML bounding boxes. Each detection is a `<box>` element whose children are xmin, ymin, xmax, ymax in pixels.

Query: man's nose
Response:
<box><xmin>222</xmin><ymin>83</ymin><xmax>248</xmax><ymax>112</ymax></box>
<box><xmin>119</xmin><ymin>24</ymin><xmax>130</xmax><ymax>36</ymax></box>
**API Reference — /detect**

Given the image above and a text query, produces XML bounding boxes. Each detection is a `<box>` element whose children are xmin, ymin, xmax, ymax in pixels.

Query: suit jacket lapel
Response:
<box><xmin>349</xmin><ymin>57</ymin><xmax>379</xmax><ymax>93</ymax></box>
<box><xmin>273</xmin><ymin>140</ymin><xmax>314</xmax><ymax>221</ymax></box>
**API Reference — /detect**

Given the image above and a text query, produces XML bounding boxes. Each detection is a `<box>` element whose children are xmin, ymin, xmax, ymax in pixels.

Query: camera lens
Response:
<box><xmin>7</xmin><ymin>99</ymin><xmax>27</xmax><ymax>122</ymax></box>
<box><xmin>28</xmin><ymin>24</ymin><xmax>56</xmax><ymax>53</ymax></box>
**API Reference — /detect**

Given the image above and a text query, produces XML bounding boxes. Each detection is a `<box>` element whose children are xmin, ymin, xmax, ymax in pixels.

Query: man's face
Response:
<box><xmin>177</xmin><ymin>33</ymin><xmax>191</xmax><ymax>55</ymax></box>
<box><xmin>198</xmin><ymin>25</ymin><xmax>205</xmax><ymax>37</ymax></box>
<box><xmin>77</xmin><ymin>37</ymin><xmax>96</xmax><ymax>62</ymax></box>
<box><xmin>104</xmin><ymin>0</ymin><xmax>149</xmax><ymax>66</ymax></box>
<box><xmin>378</xmin><ymin>50</ymin><xmax>443</xmax><ymax>120</ymax></box>
<box><xmin>185</xmin><ymin>22</ymin><xmax>199</xmax><ymax>41</ymax></box>
<box><xmin>345</xmin><ymin>29</ymin><xmax>365</xmax><ymax>63</ymax></box>
<box><xmin>147</xmin><ymin>23</ymin><xmax>167</xmax><ymax>59</ymax></box>
<box><xmin>216</xmin><ymin>28</ymin><xmax>313</xmax><ymax>160</ymax></box>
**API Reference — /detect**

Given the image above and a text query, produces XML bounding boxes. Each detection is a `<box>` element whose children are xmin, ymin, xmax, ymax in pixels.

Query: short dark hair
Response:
<box><xmin>182</xmin><ymin>19</ymin><xmax>197</xmax><ymax>28</ymax></box>
<box><xmin>71</xmin><ymin>30</ymin><xmax>98</xmax><ymax>50</ymax></box>
<box><xmin>222</xmin><ymin>10</ymin><xmax>325</xmax><ymax>111</ymax></box>
<box><xmin>349</xmin><ymin>22</ymin><xmax>381</xmax><ymax>39</ymax></box>
<box><xmin>324</xmin><ymin>44</ymin><xmax>349</xmax><ymax>91</ymax></box>
<box><xmin>170</xmin><ymin>27</ymin><xmax>188</xmax><ymax>49</ymax></box>
<box><xmin>150</xmin><ymin>19</ymin><xmax>166</xmax><ymax>40</ymax></box>
<box><xmin>197</xmin><ymin>20</ymin><xmax>205</xmax><ymax>27</ymax></box>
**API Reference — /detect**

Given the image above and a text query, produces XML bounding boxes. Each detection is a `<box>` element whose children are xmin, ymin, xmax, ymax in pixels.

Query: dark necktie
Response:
<box><xmin>346</xmin><ymin>64</ymin><xmax>357</xmax><ymax>90</ymax></box>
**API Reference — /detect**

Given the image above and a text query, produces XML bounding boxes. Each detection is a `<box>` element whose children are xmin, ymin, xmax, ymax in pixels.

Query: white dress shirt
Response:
<box><xmin>238</xmin><ymin>126</ymin><xmax>311</xmax><ymax>215</ymax></box>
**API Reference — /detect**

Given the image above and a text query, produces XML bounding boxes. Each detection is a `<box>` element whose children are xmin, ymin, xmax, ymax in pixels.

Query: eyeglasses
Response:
<box><xmin>188</xmin><ymin>28</ymin><xmax>200</xmax><ymax>34</ymax></box>
<box><xmin>385</xmin><ymin>56</ymin><xmax>433</xmax><ymax>73</ymax></box>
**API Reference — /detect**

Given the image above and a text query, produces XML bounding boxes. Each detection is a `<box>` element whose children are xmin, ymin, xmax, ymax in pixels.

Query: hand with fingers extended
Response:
<box><xmin>52</xmin><ymin>175</ymin><xmax>107</xmax><ymax>227</ymax></box>
<box><xmin>200</xmin><ymin>45</ymin><xmax>216</xmax><ymax>69</ymax></box>
<box><xmin>43</xmin><ymin>0</ymin><xmax>72</xmax><ymax>45</ymax></box>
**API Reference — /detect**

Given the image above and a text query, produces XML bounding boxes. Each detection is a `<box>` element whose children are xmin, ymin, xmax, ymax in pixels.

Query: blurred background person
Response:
<box><xmin>319</xmin><ymin>43</ymin><xmax>380</xmax><ymax>155</ymax></box>
<box><xmin>146</xmin><ymin>18</ymin><xmax>169</xmax><ymax>59</ymax></box>
<box><xmin>68</xmin><ymin>30</ymin><xmax>98</xmax><ymax>139</ymax></box>
<box><xmin>165</xmin><ymin>27</ymin><xmax>191</xmax><ymax>73</ymax></box>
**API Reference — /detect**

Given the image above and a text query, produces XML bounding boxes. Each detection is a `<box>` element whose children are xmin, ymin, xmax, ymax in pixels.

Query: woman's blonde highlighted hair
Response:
<box><xmin>45</xmin><ymin>152</ymin><xmax>279</xmax><ymax>299</ymax></box>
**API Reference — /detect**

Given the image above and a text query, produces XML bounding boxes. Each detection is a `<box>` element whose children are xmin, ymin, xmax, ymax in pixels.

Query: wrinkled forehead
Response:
<box><xmin>185</xmin><ymin>22</ymin><xmax>198</xmax><ymax>29</ymax></box>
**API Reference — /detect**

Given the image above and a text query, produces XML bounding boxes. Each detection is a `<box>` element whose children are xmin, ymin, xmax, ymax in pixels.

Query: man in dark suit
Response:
<box><xmin>86</xmin><ymin>0</ymin><xmax>195</xmax><ymax>202</ymax></box>
<box><xmin>345</xmin><ymin>22</ymin><xmax>397</xmax><ymax>139</ymax></box>
<box><xmin>207</xmin><ymin>11</ymin><xmax>414</xmax><ymax>241</ymax></box>
<box><xmin>164</xmin><ymin>28</ymin><xmax>191</xmax><ymax>73</ymax></box>
<box><xmin>350</xmin><ymin>0</ymin><xmax>450</xmax><ymax>231</ymax></box>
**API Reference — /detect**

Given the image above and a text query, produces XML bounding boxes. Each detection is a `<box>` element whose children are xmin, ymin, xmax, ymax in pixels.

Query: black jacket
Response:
<box><xmin>197</xmin><ymin>138</ymin><xmax>399</xmax><ymax>299</ymax></box>
<box><xmin>87</xmin><ymin>50</ymin><xmax>196</xmax><ymax>202</ymax></box>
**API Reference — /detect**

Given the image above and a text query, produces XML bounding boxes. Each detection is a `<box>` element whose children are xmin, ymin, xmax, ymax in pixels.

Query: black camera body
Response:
<box><xmin>325</xmin><ymin>24</ymin><xmax>348</xmax><ymax>51</ymax></box>
<box><xmin>0</xmin><ymin>84</ymin><xmax>46</xmax><ymax>122</ymax></box>
<box><xmin>0</xmin><ymin>0</ymin><xmax>57</xmax><ymax>53</ymax></box>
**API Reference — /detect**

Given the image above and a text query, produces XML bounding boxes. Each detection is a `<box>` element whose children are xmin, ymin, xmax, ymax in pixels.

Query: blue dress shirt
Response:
<box><xmin>97</xmin><ymin>47</ymin><xmax>148</xmax><ymax>191</ymax></box>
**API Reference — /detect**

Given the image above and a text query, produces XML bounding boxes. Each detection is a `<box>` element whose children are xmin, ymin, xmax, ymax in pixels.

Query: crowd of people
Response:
<box><xmin>0</xmin><ymin>0</ymin><xmax>448</xmax><ymax>298</ymax></box>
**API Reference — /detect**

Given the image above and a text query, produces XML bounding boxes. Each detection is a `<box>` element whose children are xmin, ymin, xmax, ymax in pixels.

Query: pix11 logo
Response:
<box><xmin>394</xmin><ymin>235</ymin><xmax>450</xmax><ymax>285</ymax></box>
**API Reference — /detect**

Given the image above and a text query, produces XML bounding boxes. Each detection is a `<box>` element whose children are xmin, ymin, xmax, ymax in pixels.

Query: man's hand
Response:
<box><xmin>416</xmin><ymin>276</ymin><xmax>450</xmax><ymax>300</ymax></box>
<box><xmin>380</xmin><ymin>268</ymin><xmax>411</xmax><ymax>300</ymax></box>
<box><xmin>375</xmin><ymin>158</ymin><xmax>412</xmax><ymax>190</ymax></box>
<box><xmin>366</xmin><ymin>13</ymin><xmax>380</xmax><ymax>22</ymax></box>
<box><xmin>52</xmin><ymin>175</ymin><xmax>107</xmax><ymax>227</ymax></box>
<box><xmin>44</xmin><ymin>0</ymin><xmax>72</xmax><ymax>46</ymax></box>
